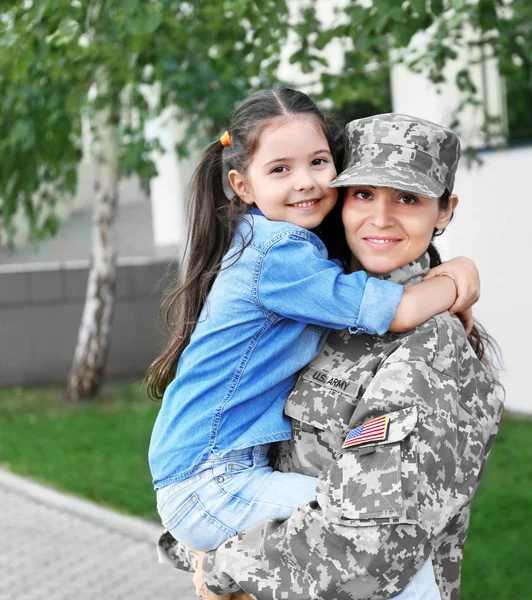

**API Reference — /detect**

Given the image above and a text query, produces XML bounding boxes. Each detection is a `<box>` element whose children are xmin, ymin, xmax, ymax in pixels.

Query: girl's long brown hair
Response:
<box><xmin>146</xmin><ymin>88</ymin><xmax>342</xmax><ymax>400</ymax></box>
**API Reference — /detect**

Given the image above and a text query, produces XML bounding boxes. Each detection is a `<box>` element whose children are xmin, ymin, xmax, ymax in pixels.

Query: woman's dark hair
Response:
<box><xmin>146</xmin><ymin>88</ymin><xmax>342</xmax><ymax>400</ymax></box>
<box><xmin>321</xmin><ymin>188</ymin><xmax>498</xmax><ymax>366</ymax></box>
<box><xmin>428</xmin><ymin>191</ymin><xmax>500</xmax><ymax>366</ymax></box>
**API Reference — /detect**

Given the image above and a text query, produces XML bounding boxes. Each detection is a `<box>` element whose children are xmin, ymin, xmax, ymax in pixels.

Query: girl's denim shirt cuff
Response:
<box><xmin>349</xmin><ymin>278</ymin><xmax>404</xmax><ymax>336</ymax></box>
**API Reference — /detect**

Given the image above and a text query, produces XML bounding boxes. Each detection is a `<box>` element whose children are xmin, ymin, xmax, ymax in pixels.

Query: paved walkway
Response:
<box><xmin>0</xmin><ymin>468</ymin><xmax>197</xmax><ymax>600</ymax></box>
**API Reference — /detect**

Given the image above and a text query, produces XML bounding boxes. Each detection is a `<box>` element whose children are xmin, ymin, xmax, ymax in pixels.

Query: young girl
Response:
<box><xmin>147</xmin><ymin>88</ymin><xmax>478</xmax><ymax>557</ymax></box>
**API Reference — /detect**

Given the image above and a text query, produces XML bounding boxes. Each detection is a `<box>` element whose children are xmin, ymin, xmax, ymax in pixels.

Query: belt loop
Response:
<box><xmin>254</xmin><ymin>444</ymin><xmax>268</xmax><ymax>464</ymax></box>
<box><xmin>251</xmin><ymin>445</ymin><xmax>260</xmax><ymax>465</ymax></box>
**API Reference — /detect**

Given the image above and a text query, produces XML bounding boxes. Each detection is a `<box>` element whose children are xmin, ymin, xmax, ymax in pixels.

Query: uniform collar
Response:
<box><xmin>371</xmin><ymin>252</ymin><xmax>431</xmax><ymax>287</ymax></box>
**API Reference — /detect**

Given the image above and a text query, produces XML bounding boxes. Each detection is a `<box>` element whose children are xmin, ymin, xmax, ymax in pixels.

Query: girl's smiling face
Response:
<box><xmin>342</xmin><ymin>186</ymin><xmax>458</xmax><ymax>274</ymax></box>
<box><xmin>228</xmin><ymin>115</ymin><xmax>338</xmax><ymax>230</ymax></box>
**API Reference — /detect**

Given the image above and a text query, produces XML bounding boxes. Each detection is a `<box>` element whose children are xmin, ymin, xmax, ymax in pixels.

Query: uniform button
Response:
<box><xmin>216</xmin><ymin>475</ymin><xmax>225</xmax><ymax>483</ymax></box>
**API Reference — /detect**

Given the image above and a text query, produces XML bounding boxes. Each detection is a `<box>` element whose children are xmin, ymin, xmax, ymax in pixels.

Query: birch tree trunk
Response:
<box><xmin>65</xmin><ymin>75</ymin><xmax>120</xmax><ymax>401</ymax></box>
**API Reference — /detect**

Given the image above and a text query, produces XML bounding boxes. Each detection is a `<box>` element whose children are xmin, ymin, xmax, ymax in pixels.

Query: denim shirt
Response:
<box><xmin>148</xmin><ymin>209</ymin><xmax>404</xmax><ymax>488</ymax></box>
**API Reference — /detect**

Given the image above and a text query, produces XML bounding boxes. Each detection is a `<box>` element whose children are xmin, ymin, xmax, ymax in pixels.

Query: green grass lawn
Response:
<box><xmin>0</xmin><ymin>382</ymin><xmax>530</xmax><ymax>598</ymax></box>
<box><xmin>0</xmin><ymin>382</ymin><xmax>160</xmax><ymax>521</ymax></box>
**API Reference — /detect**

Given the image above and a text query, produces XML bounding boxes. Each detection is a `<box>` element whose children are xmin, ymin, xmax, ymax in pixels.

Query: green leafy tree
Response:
<box><xmin>293</xmin><ymin>0</ymin><xmax>531</xmax><ymax>141</ymax></box>
<box><xmin>0</xmin><ymin>0</ymin><xmax>290</xmax><ymax>400</ymax></box>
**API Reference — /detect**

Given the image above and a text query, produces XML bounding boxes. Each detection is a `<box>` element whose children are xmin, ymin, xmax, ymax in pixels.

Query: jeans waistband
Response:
<box><xmin>207</xmin><ymin>443</ymin><xmax>272</xmax><ymax>462</ymax></box>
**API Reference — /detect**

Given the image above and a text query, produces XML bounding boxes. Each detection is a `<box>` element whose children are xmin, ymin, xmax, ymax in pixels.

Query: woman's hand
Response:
<box><xmin>191</xmin><ymin>550</ymin><xmax>232</xmax><ymax>600</ymax></box>
<box><xmin>190</xmin><ymin>549</ymin><xmax>254</xmax><ymax>600</ymax></box>
<box><xmin>455</xmin><ymin>307</ymin><xmax>474</xmax><ymax>334</ymax></box>
<box><xmin>424</xmin><ymin>256</ymin><xmax>480</xmax><ymax>316</ymax></box>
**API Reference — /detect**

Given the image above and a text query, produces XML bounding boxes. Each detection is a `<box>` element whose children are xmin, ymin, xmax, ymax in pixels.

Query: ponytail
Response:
<box><xmin>145</xmin><ymin>141</ymin><xmax>246</xmax><ymax>400</ymax></box>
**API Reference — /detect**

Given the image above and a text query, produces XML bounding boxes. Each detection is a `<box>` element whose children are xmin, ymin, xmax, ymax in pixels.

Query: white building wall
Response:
<box><xmin>145</xmin><ymin>106</ymin><xmax>192</xmax><ymax>250</ymax></box>
<box><xmin>443</xmin><ymin>148</ymin><xmax>532</xmax><ymax>414</ymax></box>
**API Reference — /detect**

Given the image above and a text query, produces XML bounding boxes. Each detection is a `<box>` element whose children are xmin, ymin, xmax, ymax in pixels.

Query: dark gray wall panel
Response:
<box><xmin>0</xmin><ymin>258</ymin><xmax>173</xmax><ymax>387</ymax></box>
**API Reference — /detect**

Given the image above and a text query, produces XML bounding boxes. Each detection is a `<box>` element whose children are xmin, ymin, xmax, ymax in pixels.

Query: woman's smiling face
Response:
<box><xmin>342</xmin><ymin>186</ymin><xmax>457</xmax><ymax>274</ymax></box>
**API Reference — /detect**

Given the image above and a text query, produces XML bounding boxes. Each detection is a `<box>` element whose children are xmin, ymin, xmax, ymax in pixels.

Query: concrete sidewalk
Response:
<box><xmin>0</xmin><ymin>468</ymin><xmax>197</xmax><ymax>600</ymax></box>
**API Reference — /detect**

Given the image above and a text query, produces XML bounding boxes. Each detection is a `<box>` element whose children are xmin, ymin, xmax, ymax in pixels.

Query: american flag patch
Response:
<box><xmin>342</xmin><ymin>415</ymin><xmax>389</xmax><ymax>449</ymax></box>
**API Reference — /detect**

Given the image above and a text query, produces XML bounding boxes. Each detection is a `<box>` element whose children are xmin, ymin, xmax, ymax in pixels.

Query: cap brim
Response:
<box><xmin>329</xmin><ymin>165</ymin><xmax>445</xmax><ymax>199</ymax></box>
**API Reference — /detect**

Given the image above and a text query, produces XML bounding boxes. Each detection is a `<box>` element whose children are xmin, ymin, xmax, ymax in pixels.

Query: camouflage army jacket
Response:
<box><xmin>158</xmin><ymin>253</ymin><xmax>503</xmax><ymax>600</ymax></box>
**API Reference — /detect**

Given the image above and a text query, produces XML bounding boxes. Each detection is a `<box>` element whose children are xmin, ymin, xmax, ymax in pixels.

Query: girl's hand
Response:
<box><xmin>455</xmin><ymin>306</ymin><xmax>474</xmax><ymax>334</ymax></box>
<box><xmin>191</xmin><ymin>550</ymin><xmax>232</xmax><ymax>600</ymax></box>
<box><xmin>424</xmin><ymin>256</ymin><xmax>480</xmax><ymax>315</ymax></box>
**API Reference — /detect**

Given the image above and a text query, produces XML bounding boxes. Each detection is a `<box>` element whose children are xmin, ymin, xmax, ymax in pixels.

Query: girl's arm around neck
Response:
<box><xmin>389</xmin><ymin>276</ymin><xmax>456</xmax><ymax>332</ymax></box>
<box><xmin>390</xmin><ymin>256</ymin><xmax>480</xmax><ymax>333</ymax></box>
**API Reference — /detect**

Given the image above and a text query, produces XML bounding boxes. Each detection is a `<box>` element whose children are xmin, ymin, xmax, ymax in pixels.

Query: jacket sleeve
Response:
<box><xmin>431</xmin><ymin>502</ymin><xmax>471</xmax><ymax>600</ymax></box>
<box><xmin>202</xmin><ymin>359</ymin><xmax>461</xmax><ymax>600</ymax></box>
<box><xmin>257</xmin><ymin>232</ymin><xmax>403</xmax><ymax>335</ymax></box>
<box><xmin>431</xmin><ymin>393</ymin><xmax>502</xmax><ymax>600</ymax></box>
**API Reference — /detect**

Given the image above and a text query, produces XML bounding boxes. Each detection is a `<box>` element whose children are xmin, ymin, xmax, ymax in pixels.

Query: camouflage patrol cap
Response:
<box><xmin>329</xmin><ymin>113</ymin><xmax>461</xmax><ymax>198</ymax></box>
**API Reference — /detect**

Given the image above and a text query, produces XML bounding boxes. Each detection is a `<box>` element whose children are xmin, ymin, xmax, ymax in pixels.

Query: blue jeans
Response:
<box><xmin>156</xmin><ymin>444</ymin><xmax>317</xmax><ymax>551</ymax></box>
<box><xmin>391</xmin><ymin>558</ymin><xmax>441</xmax><ymax>599</ymax></box>
<box><xmin>156</xmin><ymin>444</ymin><xmax>440</xmax><ymax>600</ymax></box>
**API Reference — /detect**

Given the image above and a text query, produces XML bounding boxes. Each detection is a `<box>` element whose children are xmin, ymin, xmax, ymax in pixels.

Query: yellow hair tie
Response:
<box><xmin>220</xmin><ymin>131</ymin><xmax>231</xmax><ymax>147</ymax></box>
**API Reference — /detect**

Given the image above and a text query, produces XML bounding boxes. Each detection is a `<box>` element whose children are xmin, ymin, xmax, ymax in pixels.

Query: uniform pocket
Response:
<box><xmin>324</xmin><ymin>406</ymin><xmax>419</xmax><ymax>526</ymax></box>
<box><xmin>285</xmin><ymin>366</ymin><xmax>361</xmax><ymax>434</ymax></box>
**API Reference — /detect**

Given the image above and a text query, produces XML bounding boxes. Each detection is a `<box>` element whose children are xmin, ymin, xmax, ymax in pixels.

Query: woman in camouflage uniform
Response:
<box><xmin>161</xmin><ymin>114</ymin><xmax>503</xmax><ymax>600</ymax></box>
